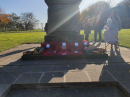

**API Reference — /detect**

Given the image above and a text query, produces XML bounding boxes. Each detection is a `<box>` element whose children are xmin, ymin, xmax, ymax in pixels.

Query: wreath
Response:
<box><xmin>80</xmin><ymin>40</ymin><xmax>90</xmax><ymax>51</ymax></box>
<box><xmin>41</xmin><ymin>42</ymin><xmax>52</xmax><ymax>51</ymax></box>
<box><xmin>50</xmin><ymin>41</ymin><xmax>59</xmax><ymax>52</ymax></box>
<box><xmin>58</xmin><ymin>42</ymin><xmax>70</xmax><ymax>51</ymax></box>
<box><xmin>70</xmin><ymin>41</ymin><xmax>81</xmax><ymax>51</ymax></box>
<box><xmin>57</xmin><ymin>51</ymin><xmax>70</xmax><ymax>56</ymax></box>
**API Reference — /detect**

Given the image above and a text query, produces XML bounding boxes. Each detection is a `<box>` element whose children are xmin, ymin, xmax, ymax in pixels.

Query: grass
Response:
<box><xmin>0</xmin><ymin>29</ymin><xmax>130</xmax><ymax>52</ymax></box>
<box><xmin>0</xmin><ymin>32</ymin><xmax>46</xmax><ymax>52</ymax></box>
<box><xmin>80</xmin><ymin>29</ymin><xmax>130</xmax><ymax>48</ymax></box>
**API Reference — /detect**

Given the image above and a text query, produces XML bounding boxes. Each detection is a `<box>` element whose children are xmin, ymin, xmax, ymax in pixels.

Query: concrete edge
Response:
<box><xmin>0</xmin><ymin>84</ymin><xmax>12</xmax><ymax>97</ymax></box>
<box><xmin>117</xmin><ymin>82</ymin><xmax>130</xmax><ymax>97</ymax></box>
<box><xmin>11</xmin><ymin>81</ymin><xmax>117</xmax><ymax>90</ymax></box>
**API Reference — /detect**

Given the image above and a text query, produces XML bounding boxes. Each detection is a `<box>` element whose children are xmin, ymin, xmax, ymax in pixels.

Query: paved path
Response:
<box><xmin>0</xmin><ymin>43</ymin><xmax>130</xmax><ymax>97</ymax></box>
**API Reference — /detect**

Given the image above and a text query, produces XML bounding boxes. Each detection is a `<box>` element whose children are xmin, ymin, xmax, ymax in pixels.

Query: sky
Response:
<box><xmin>0</xmin><ymin>0</ymin><xmax>122</xmax><ymax>24</ymax></box>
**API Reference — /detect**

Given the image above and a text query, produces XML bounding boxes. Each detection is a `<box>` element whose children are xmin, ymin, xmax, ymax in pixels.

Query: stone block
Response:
<box><xmin>6</xmin><ymin>88</ymin><xmax>66</xmax><ymax>97</ymax></box>
<box><xmin>93</xmin><ymin>86</ymin><xmax>125</xmax><ymax>97</ymax></box>
<box><xmin>45</xmin><ymin>35</ymin><xmax>84</xmax><ymax>43</ymax></box>
<box><xmin>65</xmin><ymin>87</ymin><xmax>95</xmax><ymax>97</ymax></box>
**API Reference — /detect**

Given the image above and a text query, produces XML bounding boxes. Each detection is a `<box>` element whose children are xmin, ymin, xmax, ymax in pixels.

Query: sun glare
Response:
<box><xmin>79</xmin><ymin>0</ymin><xmax>123</xmax><ymax>12</ymax></box>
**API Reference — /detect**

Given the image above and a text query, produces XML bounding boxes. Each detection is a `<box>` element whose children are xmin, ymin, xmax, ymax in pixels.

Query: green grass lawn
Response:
<box><xmin>0</xmin><ymin>29</ymin><xmax>130</xmax><ymax>52</ymax></box>
<box><xmin>0</xmin><ymin>32</ymin><xmax>46</xmax><ymax>52</ymax></box>
<box><xmin>80</xmin><ymin>29</ymin><xmax>130</xmax><ymax>48</ymax></box>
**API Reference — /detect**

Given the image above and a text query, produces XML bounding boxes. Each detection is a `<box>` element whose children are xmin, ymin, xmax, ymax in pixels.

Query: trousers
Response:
<box><xmin>85</xmin><ymin>34</ymin><xmax>89</xmax><ymax>41</ymax></box>
<box><xmin>94</xmin><ymin>30</ymin><xmax>102</xmax><ymax>41</ymax></box>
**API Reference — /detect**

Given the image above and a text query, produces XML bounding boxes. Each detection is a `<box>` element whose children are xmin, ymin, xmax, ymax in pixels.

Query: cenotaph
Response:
<box><xmin>44</xmin><ymin>0</ymin><xmax>84</xmax><ymax>43</ymax></box>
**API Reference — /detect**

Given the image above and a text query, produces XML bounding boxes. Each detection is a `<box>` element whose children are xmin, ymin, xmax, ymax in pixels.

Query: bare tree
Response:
<box><xmin>0</xmin><ymin>7</ymin><xmax>4</xmax><ymax>14</ymax></box>
<box><xmin>20</xmin><ymin>12</ymin><xmax>39</xmax><ymax>30</ymax></box>
<box><xmin>81</xmin><ymin>1</ymin><xmax>111</xmax><ymax>20</ymax></box>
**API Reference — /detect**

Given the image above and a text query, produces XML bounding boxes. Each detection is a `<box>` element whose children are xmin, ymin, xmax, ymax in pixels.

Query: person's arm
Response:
<box><xmin>118</xmin><ymin>16</ymin><xmax>122</xmax><ymax>31</ymax></box>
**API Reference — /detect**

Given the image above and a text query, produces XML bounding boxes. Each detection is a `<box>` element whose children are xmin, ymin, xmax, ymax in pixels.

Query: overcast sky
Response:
<box><xmin>0</xmin><ymin>0</ymin><xmax>122</xmax><ymax>24</ymax></box>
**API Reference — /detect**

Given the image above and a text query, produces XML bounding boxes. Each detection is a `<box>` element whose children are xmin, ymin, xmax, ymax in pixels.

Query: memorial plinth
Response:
<box><xmin>45</xmin><ymin>0</ymin><xmax>84</xmax><ymax>43</ymax></box>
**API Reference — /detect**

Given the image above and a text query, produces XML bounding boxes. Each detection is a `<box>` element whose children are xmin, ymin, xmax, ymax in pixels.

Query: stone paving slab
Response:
<box><xmin>0</xmin><ymin>73</ymin><xmax>20</xmax><ymax>84</ymax></box>
<box><xmin>109</xmin><ymin>63</ymin><xmax>130</xmax><ymax>70</ymax></box>
<box><xmin>0</xmin><ymin>66</ymin><xmax>19</xmax><ymax>73</ymax></box>
<box><xmin>65</xmin><ymin>71</ymin><xmax>90</xmax><ymax>82</ymax></box>
<box><xmin>35</xmin><ymin>65</ymin><xmax>55</xmax><ymax>72</ymax></box>
<box><xmin>55</xmin><ymin>64</ymin><xmax>74</xmax><ymax>71</ymax></box>
<box><xmin>87</xmin><ymin>71</ymin><xmax>116</xmax><ymax>82</ymax></box>
<box><xmin>40</xmin><ymin>72</ymin><xmax>64</xmax><ymax>83</ymax></box>
<box><xmin>0</xmin><ymin>84</ymin><xmax>11</xmax><ymax>97</ymax></box>
<box><xmin>93</xmin><ymin>64</ymin><xmax>116</xmax><ymax>71</ymax></box>
<box><xmin>15</xmin><ymin>65</ymin><xmax>38</xmax><ymax>73</ymax></box>
<box><xmin>14</xmin><ymin>73</ymin><xmax>42</xmax><ymax>84</ymax></box>
<box><xmin>74</xmin><ymin>64</ymin><xmax>95</xmax><ymax>71</ymax></box>
<box><xmin>109</xmin><ymin>71</ymin><xmax>130</xmax><ymax>81</ymax></box>
<box><xmin>0</xmin><ymin>44</ymin><xmax>40</xmax><ymax>57</ymax></box>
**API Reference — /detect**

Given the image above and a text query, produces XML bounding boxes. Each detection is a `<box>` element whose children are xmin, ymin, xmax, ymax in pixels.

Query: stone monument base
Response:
<box><xmin>45</xmin><ymin>34</ymin><xmax>84</xmax><ymax>43</ymax></box>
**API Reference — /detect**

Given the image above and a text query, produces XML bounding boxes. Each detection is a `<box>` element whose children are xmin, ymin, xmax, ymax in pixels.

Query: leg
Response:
<box><xmin>85</xmin><ymin>34</ymin><xmax>89</xmax><ymax>41</ymax></box>
<box><xmin>98</xmin><ymin>30</ymin><xmax>102</xmax><ymax>42</ymax></box>
<box><xmin>94</xmin><ymin>30</ymin><xmax>97</xmax><ymax>42</ymax></box>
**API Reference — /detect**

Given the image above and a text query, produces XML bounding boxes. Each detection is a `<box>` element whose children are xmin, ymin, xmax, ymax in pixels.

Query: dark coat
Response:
<box><xmin>82</xmin><ymin>20</ymin><xmax>91</xmax><ymax>34</ymax></box>
<box><xmin>93</xmin><ymin>17</ymin><xmax>105</xmax><ymax>32</ymax></box>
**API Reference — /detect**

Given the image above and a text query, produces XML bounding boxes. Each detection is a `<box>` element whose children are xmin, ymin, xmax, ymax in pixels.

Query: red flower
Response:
<box><xmin>57</xmin><ymin>51</ymin><xmax>70</xmax><ymax>56</ymax></box>
<box><xmin>43</xmin><ymin>51</ymin><xmax>56</xmax><ymax>56</ymax></box>
<box><xmin>70</xmin><ymin>51</ymin><xmax>83</xmax><ymax>56</ymax></box>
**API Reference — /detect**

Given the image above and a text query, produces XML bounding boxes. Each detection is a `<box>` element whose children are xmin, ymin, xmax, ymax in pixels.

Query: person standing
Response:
<box><xmin>81</xmin><ymin>16</ymin><xmax>91</xmax><ymax>41</ymax></box>
<box><xmin>93</xmin><ymin>15</ymin><xmax>104</xmax><ymax>43</ymax></box>
<box><xmin>107</xmin><ymin>10</ymin><xmax>122</xmax><ymax>48</ymax></box>
<box><xmin>108</xmin><ymin>10</ymin><xmax>122</xmax><ymax>32</ymax></box>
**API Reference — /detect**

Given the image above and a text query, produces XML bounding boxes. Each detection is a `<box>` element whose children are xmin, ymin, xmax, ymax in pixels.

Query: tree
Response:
<box><xmin>0</xmin><ymin>8</ymin><xmax>11</xmax><ymax>27</ymax></box>
<box><xmin>20</xmin><ymin>12</ymin><xmax>39</xmax><ymax>30</ymax></box>
<box><xmin>8</xmin><ymin>13</ymin><xmax>20</xmax><ymax>26</ymax></box>
<box><xmin>80</xmin><ymin>1</ymin><xmax>111</xmax><ymax>20</ymax></box>
<box><xmin>119</xmin><ymin>0</ymin><xmax>130</xmax><ymax>17</ymax></box>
